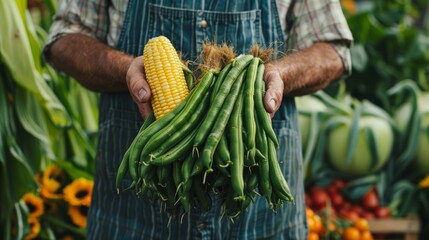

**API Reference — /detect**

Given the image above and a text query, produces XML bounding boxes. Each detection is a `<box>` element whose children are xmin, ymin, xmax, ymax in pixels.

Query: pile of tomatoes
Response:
<box><xmin>305</xmin><ymin>179</ymin><xmax>392</xmax><ymax>240</ymax></box>
<box><xmin>306</xmin><ymin>179</ymin><xmax>390</xmax><ymax>221</ymax></box>
<box><xmin>306</xmin><ymin>207</ymin><xmax>374</xmax><ymax>240</ymax></box>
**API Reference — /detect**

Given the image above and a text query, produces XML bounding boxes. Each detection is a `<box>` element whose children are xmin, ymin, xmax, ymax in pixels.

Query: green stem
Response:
<box><xmin>42</xmin><ymin>215</ymin><xmax>86</xmax><ymax>236</ymax></box>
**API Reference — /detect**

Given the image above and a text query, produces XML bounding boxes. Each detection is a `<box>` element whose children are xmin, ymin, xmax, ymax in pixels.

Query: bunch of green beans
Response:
<box><xmin>116</xmin><ymin>54</ymin><xmax>294</xmax><ymax>221</ymax></box>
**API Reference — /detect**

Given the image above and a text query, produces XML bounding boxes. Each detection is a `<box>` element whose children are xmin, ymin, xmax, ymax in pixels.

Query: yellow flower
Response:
<box><xmin>25</xmin><ymin>217</ymin><xmax>41</xmax><ymax>240</ymax></box>
<box><xmin>341</xmin><ymin>0</ymin><xmax>356</xmax><ymax>14</ymax></box>
<box><xmin>39</xmin><ymin>165</ymin><xmax>65</xmax><ymax>199</ymax></box>
<box><xmin>68</xmin><ymin>205</ymin><xmax>89</xmax><ymax>228</ymax></box>
<box><xmin>63</xmin><ymin>178</ymin><xmax>93</xmax><ymax>206</ymax></box>
<box><xmin>419</xmin><ymin>175</ymin><xmax>429</xmax><ymax>188</ymax></box>
<box><xmin>22</xmin><ymin>193</ymin><xmax>44</xmax><ymax>218</ymax></box>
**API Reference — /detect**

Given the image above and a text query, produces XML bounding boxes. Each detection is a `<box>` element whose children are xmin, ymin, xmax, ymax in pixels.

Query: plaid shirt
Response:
<box><xmin>46</xmin><ymin>0</ymin><xmax>353</xmax><ymax>72</ymax></box>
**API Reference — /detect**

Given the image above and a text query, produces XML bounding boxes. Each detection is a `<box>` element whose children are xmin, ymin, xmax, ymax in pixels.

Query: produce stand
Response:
<box><xmin>368</xmin><ymin>216</ymin><xmax>421</xmax><ymax>240</ymax></box>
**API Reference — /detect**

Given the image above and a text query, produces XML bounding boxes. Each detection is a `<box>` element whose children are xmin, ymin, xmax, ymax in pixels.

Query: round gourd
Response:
<box><xmin>327</xmin><ymin>116</ymin><xmax>394</xmax><ymax>177</ymax></box>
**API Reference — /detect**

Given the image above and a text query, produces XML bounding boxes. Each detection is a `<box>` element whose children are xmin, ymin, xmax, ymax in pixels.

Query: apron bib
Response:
<box><xmin>87</xmin><ymin>1</ymin><xmax>306</xmax><ymax>239</ymax></box>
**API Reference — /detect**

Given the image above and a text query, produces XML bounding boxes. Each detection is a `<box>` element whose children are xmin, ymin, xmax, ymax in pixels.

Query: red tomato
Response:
<box><xmin>374</xmin><ymin>206</ymin><xmax>390</xmax><ymax>219</ymax></box>
<box><xmin>350</xmin><ymin>205</ymin><xmax>365</xmax><ymax>216</ymax></box>
<box><xmin>362</xmin><ymin>188</ymin><xmax>379</xmax><ymax>210</ymax></box>
<box><xmin>361</xmin><ymin>211</ymin><xmax>375</xmax><ymax>220</ymax></box>
<box><xmin>343</xmin><ymin>210</ymin><xmax>360</xmax><ymax>222</ymax></box>
<box><xmin>311</xmin><ymin>187</ymin><xmax>329</xmax><ymax>210</ymax></box>
<box><xmin>331</xmin><ymin>179</ymin><xmax>346</xmax><ymax>190</ymax></box>
<box><xmin>329</xmin><ymin>192</ymin><xmax>344</xmax><ymax>209</ymax></box>
<box><xmin>342</xmin><ymin>201</ymin><xmax>352</xmax><ymax>210</ymax></box>
<box><xmin>326</xmin><ymin>184</ymin><xmax>337</xmax><ymax>196</ymax></box>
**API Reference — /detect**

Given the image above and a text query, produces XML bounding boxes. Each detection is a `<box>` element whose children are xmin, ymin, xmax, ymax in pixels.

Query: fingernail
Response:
<box><xmin>269</xmin><ymin>99</ymin><xmax>276</xmax><ymax>110</ymax></box>
<box><xmin>137</xmin><ymin>89</ymin><xmax>146</xmax><ymax>102</ymax></box>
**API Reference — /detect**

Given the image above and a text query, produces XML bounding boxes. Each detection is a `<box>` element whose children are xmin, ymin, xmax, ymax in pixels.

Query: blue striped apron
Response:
<box><xmin>87</xmin><ymin>1</ymin><xmax>307</xmax><ymax>239</ymax></box>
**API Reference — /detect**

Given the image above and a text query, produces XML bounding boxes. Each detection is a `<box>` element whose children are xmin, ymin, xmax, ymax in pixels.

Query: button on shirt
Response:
<box><xmin>200</xmin><ymin>19</ymin><xmax>208</xmax><ymax>28</ymax></box>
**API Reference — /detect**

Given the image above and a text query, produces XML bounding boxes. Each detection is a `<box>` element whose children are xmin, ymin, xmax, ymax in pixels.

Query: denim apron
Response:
<box><xmin>87</xmin><ymin>1</ymin><xmax>307</xmax><ymax>239</ymax></box>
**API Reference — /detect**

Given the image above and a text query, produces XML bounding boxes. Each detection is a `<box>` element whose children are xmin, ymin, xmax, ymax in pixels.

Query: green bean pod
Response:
<box><xmin>156</xmin><ymin>165</ymin><xmax>171</xmax><ymax>188</ymax></box>
<box><xmin>138</xmin><ymin>158</ymin><xmax>152</xmax><ymax>181</ymax></box>
<box><xmin>255</xmin><ymin>116</ymin><xmax>274</xmax><ymax>208</ymax></box>
<box><xmin>254</xmin><ymin>63</ymin><xmax>279</xmax><ymax>148</ymax></box>
<box><xmin>125</xmin><ymin>111</ymin><xmax>157</xmax><ymax>183</ymax></box>
<box><xmin>181</xmin><ymin>155</ymin><xmax>195</xmax><ymax>184</ymax></box>
<box><xmin>182</xmin><ymin>62</ymin><xmax>195</xmax><ymax>90</ymax></box>
<box><xmin>193</xmin><ymin>54</ymin><xmax>254</xmax><ymax>149</ymax></box>
<box><xmin>131</xmin><ymin>98</ymin><xmax>187</xmax><ymax>164</ymax></box>
<box><xmin>243</xmin><ymin>58</ymin><xmax>260</xmax><ymax>166</ymax></box>
<box><xmin>210</xmin><ymin>63</ymin><xmax>232</xmax><ymax>103</ymax></box>
<box><xmin>228</xmin><ymin>85</ymin><xmax>246</xmax><ymax>201</ymax></box>
<box><xmin>150</xmin><ymin>92</ymin><xmax>209</xmax><ymax>158</ymax></box>
<box><xmin>216</xmin><ymin>134</ymin><xmax>232</xmax><ymax>166</ymax></box>
<box><xmin>199</xmin><ymin>69</ymin><xmax>247</xmax><ymax>173</ymax></box>
<box><xmin>149</xmin><ymin>125</ymin><xmax>198</xmax><ymax>166</ymax></box>
<box><xmin>140</xmin><ymin>70</ymin><xmax>216</xmax><ymax>161</ymax></box>
<box><xmin>213</xmin><ymin>149</ymin><xmax>231</xmax><ymax>177</ymax></box>
<box><xmin>267</xmin><ymin>139</ymin><xmax>294</xmax><ymax>203</ymax></box>
<box><xmin>116</xmin><ymin>148</ymin><xmax>130</xmax><ymax>193</ymax></box>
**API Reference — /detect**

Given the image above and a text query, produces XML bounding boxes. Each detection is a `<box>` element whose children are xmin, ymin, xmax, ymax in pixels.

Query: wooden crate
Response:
<box><xmin>368</xmin><ymin>216</ymin><xmax>421</xmax><ymax>240</ymax></box>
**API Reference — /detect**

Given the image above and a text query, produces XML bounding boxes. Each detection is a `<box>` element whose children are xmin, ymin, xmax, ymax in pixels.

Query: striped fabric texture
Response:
<box><xmin>46</xmin><ymin>0</ymin><xmax>352</xmax><ymax>70</ymax></box>
<box><xmin>44</xmin><ymin>0</ymin><xmax>352</xmax><ymax>239</ymax></box>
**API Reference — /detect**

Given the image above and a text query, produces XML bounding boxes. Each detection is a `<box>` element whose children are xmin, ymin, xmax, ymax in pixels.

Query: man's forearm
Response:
<box><xmin>45</xmin><ymin>34</ymin><xmax>134</xmax><ymax>92</ymax></box>
<box><xmin>274</xmin><ymin>42</ymin><xmax>345</xmax><ymax>96</ymax></box>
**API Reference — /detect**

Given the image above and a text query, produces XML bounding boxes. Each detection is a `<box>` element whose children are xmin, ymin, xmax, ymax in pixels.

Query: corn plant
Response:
<box><xmin>0</xmin><ymin>0</ymin><xmax>99</xmax><ymax>238</ymax></box>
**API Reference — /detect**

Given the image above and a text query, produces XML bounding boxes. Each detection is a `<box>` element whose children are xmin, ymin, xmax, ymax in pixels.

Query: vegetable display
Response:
<box><xmin>297</xmin><ymin>92</ymin><xmax>395</xmax><ymax>178</ymax></box>
<box><xmin>116</xmin><ymin>36</ymin><xmax>294</xmax><ymax>220</ymax></box>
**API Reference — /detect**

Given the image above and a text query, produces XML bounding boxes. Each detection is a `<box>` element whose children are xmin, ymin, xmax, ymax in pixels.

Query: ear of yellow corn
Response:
<box><xmin>143</xmin><ymin>36</ymin><xmax>189</xmax><ymax>119</ymax></box>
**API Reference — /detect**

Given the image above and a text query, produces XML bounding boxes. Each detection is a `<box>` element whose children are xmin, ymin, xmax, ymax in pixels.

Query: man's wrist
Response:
<box><xmin>48</xmin><ymin>33</ymin><xmax>134</xmax><ymax>92</ymax></box>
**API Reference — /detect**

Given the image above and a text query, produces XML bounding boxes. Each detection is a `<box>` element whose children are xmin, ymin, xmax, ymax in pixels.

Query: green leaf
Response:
<box><xmin>15</xmin><ymin>202</ymin><xmax>31</xmax><ymax>240</ymax></box>
<box><xmin>15</xmin><ymin>86</ymin><xmax>53</xmax><ymax>156</ymax></box>
<box><xmin>42</xmin><ymin>0</ymin><xmax>58</xmax><ymax>15</ymax></box>
<box><xmin>361</xmin><ymin>100</ymin><xmax>397</xmax><ymax>130</ymax></box>
<box><xmin>7</xmin><ymin>138</ymin><xmax>38</xmax><ymax>201</ymax></box>
<box><xmin>350</xmin><ymin>44</ymin><xmax>368</xmax><ymax>72</ymax></box>
<box><xmin>344</xmin><ymin>102</ymin><xmax>362</xmax><ymax>168</ymax></box>
<box><xmin>313</xmin><ymin>91</ymin><xmax>353</xmax><ymax>115</ymax></box>
<box><xmin>55</xmin><ymin>160</ymin><xmax>93</xmax><ymax>180</ymax></box>
<box><xmin>42</xmin><ymin>215</ymin><xmax>86</xmax><ymax>237</ymax></box>
<box><xmin>342</xmin><ymin>175</ymin><xmax>378</xmax><ymax>201</ymax></box>
<box><xmin>0</xmin><ymin>0</ymin><xmax>71</xmax><ymax>127</ymax></box>
<box><xmin>402</xmin><ymin>32</ymin><xmax>429</xmax><ymax>64</ymax></box>
<box><xmin>348</xmin><ymin>12</ymin><xmax>386</xmax><ymax>44</ymax></box>
<box><xmin>0</xmin><ymin>77</ymin><xmax>36</xmax><ymax>221</ymax></box>
<box><xmin>388</xmin><ymin>81</ymin><xmax>421</xmax><ymax>175</ymax></box>
<box><xmin>303</xmin><ymin>112</ymin><xmax>321</xmax><ymax>171</ymax></box>
<box><xmin>365</xmin><ymin>127</ymin><xmax>379</xmax><ymax>170</ymax></box>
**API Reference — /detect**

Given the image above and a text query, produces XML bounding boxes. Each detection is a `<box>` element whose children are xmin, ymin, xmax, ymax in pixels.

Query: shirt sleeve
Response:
<box><xmin>286</xmin><ymin>0</ymin><xmax>353</xmax><ymax>75</ymax></box>
<box><xmin>43</xmin><ymin>0</ymin><xmax>110</xmax><ymax>57</ymax></box>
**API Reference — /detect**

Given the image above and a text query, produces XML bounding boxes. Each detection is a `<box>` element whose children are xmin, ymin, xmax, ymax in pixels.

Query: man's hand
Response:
<box><xmin>262</xmin><ymin>42</ymin><xmax>345</xmax><ymax>117</ymax></box>
<box><xmin>126</xmin><ymin>56</ymin><xmax>152</xmax><ymax>119</ymax></box>
<box><xmin>263</xmin><ymin>63</ymin><xmax>285</xmax><ymax>118</ymax></box>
